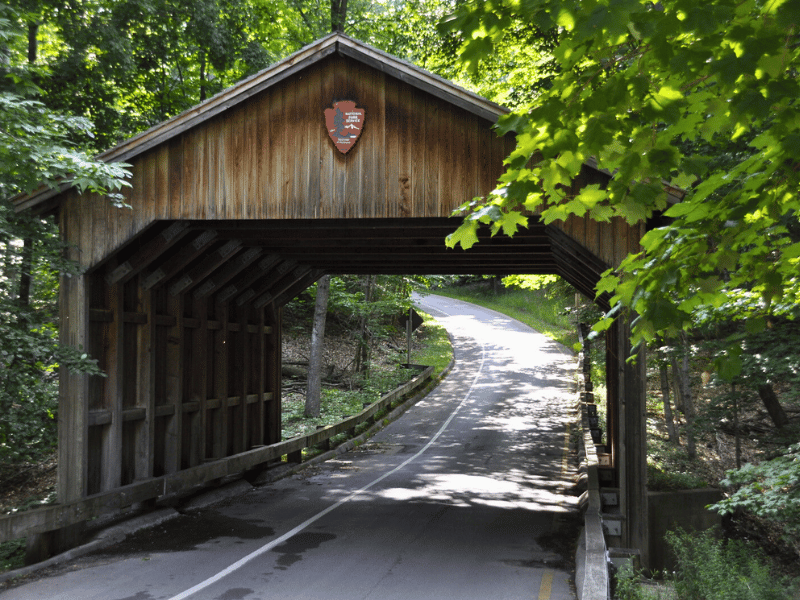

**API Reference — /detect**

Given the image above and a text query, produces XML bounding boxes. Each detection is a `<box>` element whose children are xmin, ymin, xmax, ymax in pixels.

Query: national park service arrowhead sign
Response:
<box><xmin>324</xmin><ymin>100</ymin><xmax>365</xmax><ymax>154</ymax></box>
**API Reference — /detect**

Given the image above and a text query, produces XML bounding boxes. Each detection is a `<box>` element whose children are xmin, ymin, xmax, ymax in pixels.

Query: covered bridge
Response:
<box><xmin>13</xmin><ymin>33</ymin><xmax>668</xmax><ymax>566</ymax></box>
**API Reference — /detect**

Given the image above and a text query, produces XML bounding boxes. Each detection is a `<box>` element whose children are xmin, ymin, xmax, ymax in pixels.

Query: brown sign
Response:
<box><xmin>324</xmin><ymin>100</ymin><xmax>365</xmax><ymax>154</ymax></box>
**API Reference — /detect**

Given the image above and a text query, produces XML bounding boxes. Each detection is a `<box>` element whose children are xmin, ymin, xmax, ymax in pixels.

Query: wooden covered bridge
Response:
<box><xmin>12</xmin><ymin>33</ymin><xmax>674</xmax><ymax>566</ymax></box>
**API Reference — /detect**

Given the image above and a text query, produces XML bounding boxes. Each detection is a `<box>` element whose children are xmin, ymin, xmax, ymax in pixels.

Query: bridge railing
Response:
<box><xmin>575</xmin><ymin>323</ymin><xmax>611</xmax><ymax>600</ymax></box>
<box><xmin>0</xmin><ymin>365</ymin><xmax>434</xmax><ymax>545</ymax></box>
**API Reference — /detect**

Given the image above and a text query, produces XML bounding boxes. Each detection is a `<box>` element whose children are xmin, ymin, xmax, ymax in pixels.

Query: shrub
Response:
<box><xmin>666</xmin><ymin>529</ymin><xmax>796</xmax><ymax>600</ymax></box>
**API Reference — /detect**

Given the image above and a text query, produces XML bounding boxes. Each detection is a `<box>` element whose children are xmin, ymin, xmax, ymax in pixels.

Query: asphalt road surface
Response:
<box><xmin>3</xmin><ymin>293</ymin><xmax>579</xmax><ymax>600</ymax></box>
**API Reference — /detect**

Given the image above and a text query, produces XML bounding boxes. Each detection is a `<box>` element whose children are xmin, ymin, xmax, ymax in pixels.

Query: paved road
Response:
<box><xmin>2</xmin><ymin>294</ymin><xmax>579</xmax><ymax>600</ymax></box>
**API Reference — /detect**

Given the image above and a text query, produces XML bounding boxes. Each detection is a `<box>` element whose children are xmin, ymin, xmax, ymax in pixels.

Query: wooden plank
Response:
<box><xmin>192</xmin><ymin>126</ymin><xmax>209</xmax><ymax>220</ymax></box>
<box><xmin>212</xmin><ymin>255</ymin><xmax>280</xmax><ymax>305</ymax></box>
<box><xmin>210</xmin><ymin>302</ymin><xmax>229</xmax><ymax>458</ymax></box>
<box><xmin>360</xmin><ymin>62</ymin><xmax>381</xmax><ymax>219</ymax></box>
<box><xmin>397</xmin><ymin>82</ymin><xmax>414</xmax><ymax>218</ymax></box>
<box><xmin>264</xmin><ymin>307</ymin><xmax>281</xmax><ymax>445</ymax></box>
<box><xmin>318</xmin><ymin>58</ymin><xmax>336</xmax><ymax>218</ymax></box>
<box><xmin>168</xmin><ymin>239</ymin><xmax>243</xmax><ymax>296</ymax></box>
<box><xmin>294</xmin><ymin>68</ymin><xmax>312</xmax><ymax>219</ymax></box>
<box><xmin>101</xmin><ymin>278</ymin><xmax>123</xmax><ymax>491</ymax></box>
<box><xmin>423</xmin><ymin>95</ymin><xmax>438</xmax><ymax>217</ymax></box>
<box><xmin>154</xmin><ymin>144</ymin><xmax>169</xmax><ymax>219</ymax></box>
<box><xmin>195</xmin><ymin>298</ymin><xmax>211</xmax><ymax>462</ymax></box>
<box><xmin>253</xmin><ymin>308</ymin><xmax>266</xmax><ymax>446</ymax></box>
<box><xmin>254</xmin><ymin>88</ymin><xmax>269</xmax><ymax>219</ymax></box>
<box><xmin>283</xmin><ymin>75</ymin><xmax>300</xmax><ymax>219</ymax></box>
<box><xmin>164</xmin><ymin>292</ymin><xmax>182</xmax><ymax>474</ymax></box>
<box><xmin>193</xmin><ymin>247</ymin><xmax>262</xmax><ymax>300</ymax></box>
<box><xmin>233</xmin><ymin>310</ymin><xmax>247</xmax><ymax>452</ymax></box>
<box><xmin>242</xmin><ymin>97</ymin><xmax>258</xmax><ymax>219</ymax></box>
<box><xmin>168</xmin><ymin>135</ymin><xmax>183</xmax><ymax>218</ymax></box>
<box><xmin>438</xmin><ymin>100</ymin><xmax>455</xmax><ymax>217</ymax></box>
<box><xmin>142</xmin><ymin>229</ymin><xmax>218</xmax><ymax>290</ymax></box>
<box><xmin>478</xmin><ymin>120</ymin><xmax>495</xmax><ymax>200</ymax></box>
<box><xmin>383</xmin><ymin>77</ymin><xmax>400</xmax><ymax>218</ymax></box>
<box><xmin>253</xmin><ymin>266</ymin><xmax>311</xmax><ymax>309</ymax></box>
<box><xmin>450</xmin><ymin>107</ymin><xmax>467</xmax><ymax>215</ymax></box>
<box><xmin>105</xmin><ymin>222</ymin><xmax>191</xmax><ymax>285</ymax></box>
<box><xmin>59</xmin><ymin>201</ymin><xmax>90</xmax><ymax>503</ymax></box>
<box><xmin>305</xmin><ymin>65</ymin><xmax>323</xmax><ymax>219</ymax></box>
<box><xmin>225</xmin><ymin>104</ymin><xmax>245</xmax><ymax>219</ymax></box>
<box><xmin>268</xmin><ymin>85</ymin><xmax>285</xmax><ymax>220</ymax></box>
<box><xmin>128</xmin><ymin>286</ymin><xmax>153</xmax><ymax>481</ymax></box>
<box><xmin>88</xmin><ymin>410</ymin><xmax>112</xmax><ymax>426</ymax></box>
<box><xmin>273</xmin><ymin>270</ymin><xmax>324</xmax><ymax>307</ymax></box>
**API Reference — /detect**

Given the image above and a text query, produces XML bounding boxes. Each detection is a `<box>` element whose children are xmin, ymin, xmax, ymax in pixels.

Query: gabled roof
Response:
<box><xmin>15</xmin><ymin>33</ymin><xmax>508</xmax><ymax>213</ymax></box>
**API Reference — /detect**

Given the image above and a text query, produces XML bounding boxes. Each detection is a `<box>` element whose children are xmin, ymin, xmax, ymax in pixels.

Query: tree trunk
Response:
<box><xmin>659</xmin><ymin>363</ymin><xmax>679</xmax><ymax>445</ymax></box>
<box><xmin>674</xmin><ymin>333</ymin><xmax>696</xmax><ymax>459</ymax></box>
<box><xmin>199</xmin><ymin>51</ymin><xmax>207</xmax><ymax>102</ymax></box>
<box><xmin>757</xmin><ymin>383</ymin><xmax>789</xmax><ymax>429</ymax></box>
<box><xmin>28</xmin><ymin>21</ymin><xmax>38</xmax><ymax>63</ymax></box>
<box><xmin>354</xmin><ymin>275</ymin><xmax>373</xmax><ymax>374</ymax></box>
<box><xmin>331</xmin><ymin>0</ymin><xmax>348</xmax><ymax>32</ymax></box>
<box><xmin>670</xmin><ymin>357</ymin><xmax>685</xmax><ymax>414</ymax></box>
<box><xmin>305</xmin><ymin>275</ymin><xmax>331</xmax><ymax>418</ymax></box>
<box><xmin>17</xmin><ymin>237</ymin><xmax>33</xmax><ymax>310</ymax></box>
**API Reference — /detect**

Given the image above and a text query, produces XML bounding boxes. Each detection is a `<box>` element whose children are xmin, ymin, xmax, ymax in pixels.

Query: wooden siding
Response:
<box><xmin>66</xmin><ymin>55</ymin><xmax>515</xmax><ymax>271</ymax></box>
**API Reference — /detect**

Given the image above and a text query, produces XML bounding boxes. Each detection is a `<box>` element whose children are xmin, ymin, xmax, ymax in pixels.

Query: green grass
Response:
<box><xmin>0</xmin><ymin>539</ymin><xmax>24</xmax><ymax>573</ymax></box>
<box><xmin>409</xmin><ymin>312</ymin><xmax>453</xmax><ymax>374</ymax></box>
<box><xmin>281</xmin><ymin>311</ymin><xmax>453</xmax><ymax>442</ymax></box>
<box><xmin>426</xmin><ymin>285</ymin><xmax>578</xmax><ymax>349</ymax></box>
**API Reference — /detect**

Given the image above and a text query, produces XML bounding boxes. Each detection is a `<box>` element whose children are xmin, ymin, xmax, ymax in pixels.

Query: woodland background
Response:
<box><xmin>1</xmin><ymin>0</ymin><xmax>799</xmax><ymax>595</ymax></box>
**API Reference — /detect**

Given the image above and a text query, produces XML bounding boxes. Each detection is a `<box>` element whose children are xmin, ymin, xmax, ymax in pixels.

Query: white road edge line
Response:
<box><xmin>167</xmin><ymin>310</ymin><xmax>485</xmax><ymax>600</ymax></box>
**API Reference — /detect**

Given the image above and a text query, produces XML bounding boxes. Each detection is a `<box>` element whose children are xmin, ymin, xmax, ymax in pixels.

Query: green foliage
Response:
<box><xmin>410</xmin><ymin>312</ymin><xmax>453</xmax><ymax>375</ymax></box>
<box><xmin>666</xmin><ymin>529</ymin><xmax>796</xmax><ymax>600</ymax></box>
<box><xmin>0</xmin><ymin>8</ymin><xmax>128</xmax><ymax>464</ymax></box>
<box><xmin>614</xmin><ymin>565</ymin><xmax>671</xmax><ymax>600</ymax></box>
<box><xmin>444</xmin><ymin>0</ymin><xmax>800</xmax><ymax>380</ymax></box>
<box><xmin>501</xmin><ymin>274</ymin><xmax>559</xmax><ymax>292</ymax></box>
<box><xmin>431</xmin><ymin>277</ymin><xmax>577</xmax><ymax>348</ymax></box>
<box><xmin>714</xmin><ymin>443</ymin><xmax>800</xmax><ymax>551</ymax></box>
<box><xmin>281</xmin><ymin>365</ymin><xmax>417</xmax><ymax>440</ymax></box>
<box><xmin>0</xmin><ymin>538</ymin><xmax>25</xmax><ymax>573</ymax></box>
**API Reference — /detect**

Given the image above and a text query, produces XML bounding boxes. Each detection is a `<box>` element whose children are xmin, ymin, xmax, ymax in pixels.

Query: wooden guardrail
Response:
<box><xmin>0</xmin><ymin>365</ymin><xmax>434</xmax><ymax>543</ymax></box>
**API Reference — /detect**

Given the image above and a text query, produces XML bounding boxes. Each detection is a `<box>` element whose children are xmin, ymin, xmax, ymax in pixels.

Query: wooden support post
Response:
<box><xmin>264</xmin><ymin>305</ymin><xmax>282</xmax><ymax>446</ymax></box>
<box><xmin>212</xmin><ymin>302</ymin><xmax>229</xmax><ymax>459</ymax></box>
<box><xmin>196</xmin><ymin>298</ymin><xmax>210</xmax><ymax>461</ymax></box>
<box><xmin>253</xmin><ymin>308</ymin><xmax>266</xmax><ymax>447</ymax></box>
<box><xmin>164</xmin><ymin>292</ymin><xmax>183</xmax><ymax>474</ymax></box>
<box><xmin>613</xmin><ymin>317</ymin><xmax>649</xmax><ymax>568</ymax></box>
<box><xmin>53</xmin><ymin>270</ymin><xmax>90</xmax><ymax>553</ymax></box>
<box><xmin>236</xmin><ymin>308</ymin><xmax>249</xmax><ymax>453</ymax></box>
<box><xmin>103</xmin><ymin>277</ymin><xmax>124</xmax><ymax>490</ymax></box>
<box><xmin>135</xmin><ymin>287</ymin><xmax>156</xmax><ymax>481</ymax></box>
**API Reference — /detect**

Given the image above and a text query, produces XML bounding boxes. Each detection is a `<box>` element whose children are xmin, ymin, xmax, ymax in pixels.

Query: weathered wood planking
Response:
<box><xmin>60</xmin><ymin>57</ymin><xmax>513</xmax><ymax>272</ymax></box>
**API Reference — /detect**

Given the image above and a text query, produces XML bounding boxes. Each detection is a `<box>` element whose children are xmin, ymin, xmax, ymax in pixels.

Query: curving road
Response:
<box><xmin>2</xmin><ymin>294</ymin><xmax>579</xmax><ymax>600</ymax></box>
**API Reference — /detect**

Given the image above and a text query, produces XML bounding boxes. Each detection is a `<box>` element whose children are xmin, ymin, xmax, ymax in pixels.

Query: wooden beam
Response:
<box><xmin>272</xmin><ymin>270</ymin><xmax>324</xmax><ymax>307</ymax></box>
<box><xmin>215</xmin><ymin>254</ymin><xmax>281</xmax><ymax>304</ymax></box>
<box><xmin>105</xmin><ymin>222</ymin><xmax>191</xmax><ymax>285</ymax></box>
<box><xmin>163</xmin><ymin>292</ymin><xmax>183</xmax><ymax>474</ymax></box>
<box><xmin>167</xmin><ymin>239</ymin><xmax>243</xmax><ymax>296</ymax></box>
<box><xmin>142</xmin><ymin>230</ymin><xmax>218</xmax><ymax>290</ymax></box>
<box><xmin>102</xmin><ymin>277</ymin><xmax>123</xmax><ymax>491</ymax></box>
<box><xmin>253</xmin><ymin>266</ymin><xmax>312</xmax><ymax>309</ymax></box>
<box><xmin>234</xmin><ymin>259</ymin><xmax>297</xmax><ymax>306</ymax></box>
<box><xmin>193</xmin><ymin>247</ymin><xmax>262</xmax><ymax>299</ymax></box>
